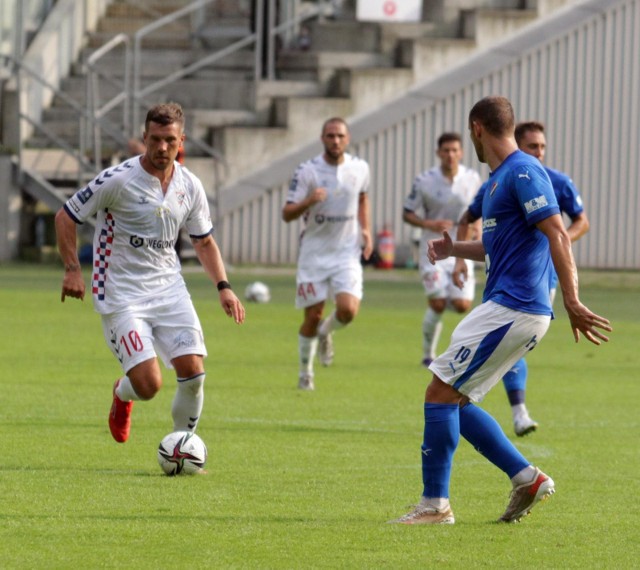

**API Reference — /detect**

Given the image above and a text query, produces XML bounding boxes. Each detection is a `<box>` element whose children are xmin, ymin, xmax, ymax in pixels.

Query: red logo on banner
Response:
<box><xmin>383</xmin><ymin>1</ymin><xmax>397</xmax><ymax>16</ymax></box>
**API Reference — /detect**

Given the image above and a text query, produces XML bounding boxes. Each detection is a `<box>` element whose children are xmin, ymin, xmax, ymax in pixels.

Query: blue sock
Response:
<box><xmin>503</xmin><ymin>358</ymin><xmax>528</xmax><ymax>395</ymax></box>
<box><xmin>422</xmin><ymin>403</ymin><xmax>459</xmax><ymax>498</ymax></box>
<box><xmin>459</xmin><ymin>402</ymin><xmax>529</xmax><ymax>478</ymax></box>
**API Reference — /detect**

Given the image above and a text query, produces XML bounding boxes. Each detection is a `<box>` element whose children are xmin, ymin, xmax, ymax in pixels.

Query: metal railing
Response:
<box><xmin>1</xmin><ymin>54</ymin><xmax>97</xmax><ymax>185</ymax></box>
<box><xmin>84</xmin><ymin>33</ymin><xmax>131</xmax><ymax>170</ymax></box>
<box><xmin>124</xmin><ymin>0</ymin><xmax>335</xmax><ymax>203</ymax></box>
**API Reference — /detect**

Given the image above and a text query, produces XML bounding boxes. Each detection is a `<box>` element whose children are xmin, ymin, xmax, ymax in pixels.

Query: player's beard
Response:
<box><xmin>325</xmin><ymin>147</ymin><xmax>343</xmax><ymax>163</ymax></box>
<box><xmin>149</xmin><ymin>153</ymin><xmax>173</xmax><ymax>171</ymax></box>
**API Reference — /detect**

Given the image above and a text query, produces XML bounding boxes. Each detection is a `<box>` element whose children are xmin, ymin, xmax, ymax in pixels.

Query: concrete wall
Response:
<box><xmin>0</xmin><ymin>154</ymin><xmax>20</xmax><ymax>261</ymax></box>
<box><xmin>2</xmin><ymin>0</ymin><xmax>111</xmax><ymax>148</ymax></box>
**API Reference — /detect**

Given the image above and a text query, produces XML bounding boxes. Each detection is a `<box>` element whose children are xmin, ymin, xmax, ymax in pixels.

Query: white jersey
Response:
<box><xmin>63</xmin><ymin>156</ymin><xmax>213</xmax><ymax>314</ymax></box>
<box><xmin>404</xmin><ymin>164</ymin><xmax>482</xmax><ymax>270</ymax></box>
<box><xmin>287</xmin><ymin>152</ymin><xmax>370</xmax><ymax>281</ymax></box>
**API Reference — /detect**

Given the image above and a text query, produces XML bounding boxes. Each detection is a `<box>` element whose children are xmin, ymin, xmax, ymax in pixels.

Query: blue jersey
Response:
<box><xmin>469</xmin><ymin>166</ymin><xmax>584</xmax><ymax>220</ymax></box>
<box><xmin>479</xmin><ymin>150</ymin><xmax>560</xmax><ymax>315</ymax></box>
<box><xmin>470</xmin><ymin>163</ymin><xmax>585</xmax><ymax>293</ymax></box>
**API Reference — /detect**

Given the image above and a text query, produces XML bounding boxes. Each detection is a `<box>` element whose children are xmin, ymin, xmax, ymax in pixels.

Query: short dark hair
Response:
<box><xmin>468</xmin><ymin>96</ymin><xmax>515</xmax><ymax>137</ymax></box>
<box><xmin>321</xmin><ymin>117</ymin><xmax>349</xmax><ymax>135</ymax></box>
<box><xmin>437</xmin><ymin>132</ymin><xmax>462</xmax><ymax>148</ymax></box>
<box><xmin>145</xmin><ymin>102</ymin><xmax>185</xmax><ymax>131</ymax></box>
<box><xmin>514</xmin><ymin>121</ymin><xmax>545</xmax><ymax>145</ymax></box>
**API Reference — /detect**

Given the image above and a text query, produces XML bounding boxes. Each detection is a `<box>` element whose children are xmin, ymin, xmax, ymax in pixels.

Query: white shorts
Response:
<box><xmin>428</xmin><ymin>300</ymin><xmax>550</xmax><ymax>402</ymax></box>
<box><xmin>421</xmin><ymin>258</ymin><xmax>475</xmax><ymax>301</ymax></box>
<box><xmin>101</xmin><ymin>293</ymin><xmax>207</xmax><ymax>373</ymax></box>
<box><xmin>295</xmin><ymin>264</ymin><xmax>363</xmax><ymax>309</ymax></box>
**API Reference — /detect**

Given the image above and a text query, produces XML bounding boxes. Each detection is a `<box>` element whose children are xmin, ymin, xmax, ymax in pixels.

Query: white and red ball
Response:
<box><xmin>157</xmin><ymin>431</ymin><xmax>207</xmax><ymax>476</ymax></box>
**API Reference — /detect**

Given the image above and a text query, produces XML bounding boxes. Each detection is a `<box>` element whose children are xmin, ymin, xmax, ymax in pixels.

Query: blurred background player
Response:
<box><xmin>55</xmin><ymin>102</ymin><xmax>245</xmax><ymax>444</ymax></box>
<box><xmin>282</xmin><ymin>117</ymin><xmax>372</xmax><ymax>390</ymax></box>
<box><xmin>402</xmin><ymin>132</ymin><xmax>482</xmax><ymax>367</ymax></box>
<box><xmin>456</xmin><ymin>120</ymin><xmax>590</xmax><ymax>436</ymax></box>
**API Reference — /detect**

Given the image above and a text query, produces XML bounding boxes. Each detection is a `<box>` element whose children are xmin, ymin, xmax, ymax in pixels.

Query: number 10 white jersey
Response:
<box><xmin>63</xmin><ymin>157</ymin><xmax>213</xmax><ymax>314</ymax></box>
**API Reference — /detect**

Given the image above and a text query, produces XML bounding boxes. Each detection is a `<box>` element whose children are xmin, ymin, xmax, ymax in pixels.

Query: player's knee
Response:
<box><xmin>451</xmin><ymin>300</ymin><xmax>472</xmax><ymax>314</ymax></box>
<box><xmin>425</xmin><ymin>376</ymin><xmax>462</xmax><ymax>404</ymax></box>
<box><xmin>132</xmin><ymin>376</ymin><xmax>162</xmax><ymax>400</ymax></box>
<box><xmin>336</xmin><ymin>307</ymin><xmax>356</xmax><ymax>324</ymax></box>
<box><xmin>428</xmin><ymin>298</ymin><xmax>447</xmax><ymax>313</ymax></box>
<box><xmin>303</xmin><ymin>305</ymin><xmax>324</xmax><ymax>330</ymax></box>
<box><xmin>127</xmin><ymin>359</ymin><xmax>162</xmax><ymax>399</ymax></box>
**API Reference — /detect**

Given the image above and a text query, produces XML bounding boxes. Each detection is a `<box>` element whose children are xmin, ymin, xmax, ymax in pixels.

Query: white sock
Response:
<box><xmin>511</xmin><ymin>403</ymin><xmax>529</xmax><ymax>421</ymax></box>
<box><xmin>511</xmin><ymin>465</ymin><xmax>537</xmax><ymax>486</ymax></box>
<box><xmin>422</xmin><ymin>308</ymin><xmax>443</xmax><ymax>360</ymax></box>
<box><xmin>172</xmin><ymin>373</ymin><xmax>205</xmax><ymax>432</ymax></box>
<box><xmin>299</xmin><ymin>335</ymin><xmax>318</xmax><ymax>375</ymax></box>
<box><xmin>318</xmin><ymin>310</ymin><xmax>346</xmax><ymax>336</ymax></box>
<box><xmin>421</xmin><ymin>496</ymin><xmax>450</xmax><ymax>510</ymax></box>
<box><xmin>115</xmin><ymin>376</ymin><xmax>141</xmax><ymax>402</ymax></box>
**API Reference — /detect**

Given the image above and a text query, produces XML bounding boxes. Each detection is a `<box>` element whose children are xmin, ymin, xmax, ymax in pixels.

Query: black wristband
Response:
<box><xmin>217</xmin><ymin>280</ymin><xmax>231</xmax><ymax>291</ymax></box>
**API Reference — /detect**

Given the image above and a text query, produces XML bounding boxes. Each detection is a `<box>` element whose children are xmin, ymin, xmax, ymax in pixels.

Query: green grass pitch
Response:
<box><xmin>0</xmin><ymin>263</ymin><xmax>638</xmax><ymax>568</ymax></box>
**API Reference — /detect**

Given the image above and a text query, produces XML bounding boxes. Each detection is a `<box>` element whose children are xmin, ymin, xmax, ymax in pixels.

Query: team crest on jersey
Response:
<box><xmin>489</xmin><ymin>182</ymin><xmax>499</xmax><ymax>196</ymax></box>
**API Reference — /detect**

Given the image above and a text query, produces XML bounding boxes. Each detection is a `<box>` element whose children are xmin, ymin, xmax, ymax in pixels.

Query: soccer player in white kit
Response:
<box><xmin>55</xmin><ymin>102</ymin><xmax>245</xmax><ymax>445</ymax></box>
<box><xmin>402</xmin><ymin>132</ymin><xmax>482</xmax><ymax>367</ymax></box>
<box><xmin>283</xmin><ymin>117</ymin><xmax>373</xmax><ymax>390</ymax></box>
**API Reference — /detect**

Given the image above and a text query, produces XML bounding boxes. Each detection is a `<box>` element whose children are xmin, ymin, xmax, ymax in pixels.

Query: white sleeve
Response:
<box><xmin>184</xmin><ymin>174</ymin><xmax>213</xmax><ymax>238</ymax></box>
<box><xmin>286</xmin><ymin>163</ymin><xmax>315</xmax><ymax>204</ymax></box>
<box><xmin>403</xmin><ymin>176</ymin><xmax>423</xmax><ymax>213</ymax></box>
<box><xmin>63</xmin><ymin>167</ymin><xmax>120</xmax><ymax>223</ymax></box>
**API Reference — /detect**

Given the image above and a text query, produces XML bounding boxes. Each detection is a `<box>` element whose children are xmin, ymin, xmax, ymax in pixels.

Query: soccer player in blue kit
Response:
<box><xmin>456</xmin><ymin>121</ymin><xmax>591</xmax><ymax>436</ymax></box>
<box><xmin>392</xmin><ymin>96</ymin><xmax>611</xmax><ymax>525</ymax></box>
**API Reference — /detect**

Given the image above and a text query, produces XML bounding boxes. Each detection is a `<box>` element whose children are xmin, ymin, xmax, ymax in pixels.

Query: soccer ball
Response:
<box><xmin>244</xmin><ymin>281</ymin><xmax>271</xmax><ymax>303</ymax></box>
<box><xmin>157</xmin><ymin>431</ymin><xmax>207</xmax><ymax>476</ymax></box>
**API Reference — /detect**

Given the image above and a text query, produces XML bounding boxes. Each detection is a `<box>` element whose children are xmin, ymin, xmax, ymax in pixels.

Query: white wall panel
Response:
<box><xmin>220</xmin><ymin>0</ymin><xmax>639</xmax><ymax>269</ymax></box>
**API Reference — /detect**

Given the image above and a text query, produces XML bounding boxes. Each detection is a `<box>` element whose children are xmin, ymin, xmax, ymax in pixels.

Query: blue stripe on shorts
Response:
<box><xmin>453</xmin><ymin>321</ymin><xmax>514</xmax><ymax>391</ymax></box>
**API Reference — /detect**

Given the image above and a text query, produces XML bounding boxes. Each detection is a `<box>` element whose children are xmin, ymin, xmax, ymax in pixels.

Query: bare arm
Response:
<box><xmin>566</xmin><ymin>212</ymin><xmax>590</xmax><ymax>242</ymax></box>
<box><xmin>402</xmin><ymin>209</ymin><xmax>454</xmax><ymax>233</ymax></box>
<box><xmin>358</xmin><ymin>192</ymin><xmax>373</xmax><ymax>260</ymax></box>
<box><xmin>282</xmin><ymin>187</ymin><xmax>327</xmax><ymax>222</ymax></box>
<box><xmin>427</xmin><ymin>230</ymin><xmax>486</xmax><ymax>265</ymax></box>
<box><xmin>455</xmin><ymin>209</ymin><xmax>480</xmax><ymax>242</ymax></box>
<box><xmin>192</xmin><ymin>234</ymin><xmax>245</xmax><ymax>324</ymax></box>
<box><xmin>55</xmin><ymin>208</ymin><xmax>85</xmax><ymax>302</ymax></box>
<box><xmin>536</xmin><ymin>214</ymin><xmax>610</xmax><ymax>344</ymax></box>
<box><xmin>452</xmin><ymin>209</ymin><xmax>482</xmax><ymax>288</ymax></box>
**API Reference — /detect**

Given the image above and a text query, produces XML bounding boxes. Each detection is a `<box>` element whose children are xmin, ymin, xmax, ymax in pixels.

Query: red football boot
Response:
<box><xmin>109</xmin><ymin>379</ymin><xmax>133</xmax><ymax>443</ymax></box>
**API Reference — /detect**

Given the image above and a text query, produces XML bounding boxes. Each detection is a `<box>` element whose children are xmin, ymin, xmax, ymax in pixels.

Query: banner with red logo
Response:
<box><xmin>356</xmin><ymin>0</ymin><xmax>422</xmax><ymax>22</ymax></box>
